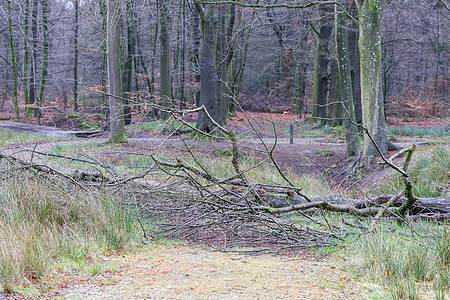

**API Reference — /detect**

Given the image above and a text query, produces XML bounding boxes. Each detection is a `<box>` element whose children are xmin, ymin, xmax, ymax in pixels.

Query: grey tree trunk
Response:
<box><xmin>195</xmin><ymin>4</ymin><xmax>219</xmax><ymax>133</ymax></box>
<box><xmin>23</xmin><ymin>0</ymin><xmax>31</xmax><ymax>117</ymax></box>
<box><xmin>216</xmin><ymin>4</ymin><xmax>228</xmax><ymax>125</ymax></box>
<box><xmin>335</xmin><ymin>4</ymin><xmax>360</xmax><ymax>158</ymax></box>
<box><xmin>107</xmin><ymin>0</ymin><xmax>127</xmax><ymax>143</ymax></box>
<box><xmin>311</xmin><ymin>3</ymin><xmax>333</xmax><ymax>122</ymax></box>
<box><xmin>347</xmin><ymin>1</ymin><xmax>362</xmax><ymax>124</ymax></box>
<box><xmin>356</xmin><ymin>0</ymin><xmax>388</xmax><ymax>167</ymax></box>
<box><xmin>73</xmin><ymin>0</ymin><xmax>79</xmax><ymax>112</ymax></box>
<box><xmin>8</xmin><ymin>0</ymin><xmax>19</xmax><ymax>118</ymax></box>
<box><xmin>38</xmin><ymin>0</ymin><xmax>49</xmax><ymax>117</ymax></box>
<box><xmin>29</xmin><ymin>0</ymin><xmax>38</xmax><ymax>117</ymax></box>
<box><xmin>122</xmin><ymin>0</ymin><xmax>136</xmax><ymax>125</ymax></box>
<box><xmin>159</xmin><ymin>0</ymin><xmax>172</xmax><ymax>120</ymax></box>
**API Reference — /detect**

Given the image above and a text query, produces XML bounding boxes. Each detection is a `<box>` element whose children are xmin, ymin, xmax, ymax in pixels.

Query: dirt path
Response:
<box><xmin>56</xmin><ymin>245</ymin><xmax>364</xmax><ymax>300</ymax></box>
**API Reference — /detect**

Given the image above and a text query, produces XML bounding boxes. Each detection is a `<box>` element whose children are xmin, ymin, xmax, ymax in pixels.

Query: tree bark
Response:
<box><xmin>159</xmin><ymin>0</ymin><xmax>172</xmax><ymax>120</ymax></box>
<box><xmin>73</xmin><ymin>0</ymin><xmax>79</xmax><ymax>112</ymax></box>
<box><xmin>29</xmin><ymin>0</ymin><xmax>38</xmax><ymax>117</ymax></box>
<box><xmin>8</xmin><ymin>0</ymin><xmax>19</xmax><ymax>119</ymax></box>
<box><xmin>356</xmin><ymin>0</ymin><xmax>388</xmax><ymax>167</ymax></box>
<box><xmin>107</xmin><ymin>0</ymin><xmax>127</xmax><ymax>143</ymax></box>
<box><xmin>195</xmin><ymin>3</ymin><xmax>219</xmax><ymax>133</ymax></box>
<box><xmin>311</xmin><ymin>3</ymin><xmax>333</xmax><ymax>122</ymax></box>
<box><xmin>23</xmin><ymin>0</ymin><xmax>31</xmax><ymax>117</ymax></box>
<box><xmin>38</xmin><ymin>0</ymin><xmax>49</xmax><ymax>117</ymax></box>
<box><xmin>335</xmin><ymin>3</ymin><xmax>360</xmax><ymax>157</ymax></box>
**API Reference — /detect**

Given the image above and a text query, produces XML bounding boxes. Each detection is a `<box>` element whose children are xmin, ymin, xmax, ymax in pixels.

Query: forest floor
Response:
<box><xmin>0</xmin><ymin>111</ymin><xmax>447</xmax><ymax>299</ymax></box>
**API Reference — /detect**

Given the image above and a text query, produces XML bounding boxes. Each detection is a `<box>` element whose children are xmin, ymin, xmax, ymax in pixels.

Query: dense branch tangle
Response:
<box><xmin>0</xmin><ymin>106</ymin><xmax>448</xmax><ymax>249</ymax></box>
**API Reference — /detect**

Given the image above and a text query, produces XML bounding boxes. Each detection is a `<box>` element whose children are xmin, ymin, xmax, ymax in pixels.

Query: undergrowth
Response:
<box><xmin>387</xmin><ymin>126</ymin><xmax>449</xmax><ymax>137</ymax></box>
<box><xmin>0</xmin><ymin>128</ymin><xmax>60</xmax><ymax>146</ymax></box>
<box><xmin>370</xmin><ymin>144</ymin><xmax>449</xmax><ymax>197</ymax></box>
<box><xmin>0</xmin><ymin>174</ymin><xmax>139</xmax><ymax>294</ymax></box>
<box><xmin>356</xmin><ymin>224</ymin><xmax>450</xmax><ymax>299</ymax></box>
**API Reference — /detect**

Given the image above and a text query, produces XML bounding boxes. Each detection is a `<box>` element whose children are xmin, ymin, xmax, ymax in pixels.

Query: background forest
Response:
<box><xmin>0</xmin><ymin>0</ymin><xmax>448</xmax><ymax>123</ymax></box>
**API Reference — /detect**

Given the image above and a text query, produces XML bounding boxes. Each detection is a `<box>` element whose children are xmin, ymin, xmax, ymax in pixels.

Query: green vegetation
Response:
<box><xmin>370</xmin><ymin>144</ymin><xmax>449</xmax><ymax>197</ymax></box>
<box><xmin>0</xmin><ymin>174</ymin><xmax>139</xmax><ymax>293</ymax></box>
<box><xmin>0</xmin><ymin>128</ymin><xmax>61</xmax><ymax>146</ymax></box>
<box><xmin>129</xmin><ymin>120</ymin><xmax>195</xmax><ymax>135</ymax></box>
<box><xmin>356</xmin><ymin>224</ymin><xmax>450</xmax><ymax>299</ymax></box>
<box><xmin>315</xmin><ymin>150</ymin><xmax>335</xmax><ymax>156</ymax></box>
<box><xmin>387</xmin><ymin>126</ymin><xmax>449</xmax><ymax>137</ymax></box>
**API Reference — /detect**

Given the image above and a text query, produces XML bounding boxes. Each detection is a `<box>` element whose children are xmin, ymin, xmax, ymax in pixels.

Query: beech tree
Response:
<box><xmin>356</xmin><ymin>0</ymin><xmax>396</xmax><ymax>167</ymax></box>
<box><xmin>334</xmin><ymin>2</ymin><xmax>360</xmax><ymax>157</ymax></box>
<box><xmin>311</xmin><ymin>2</ymin><xmax>333</xmax><ymax>122</ymax></box>
<box><xmin>7</xmin><ymin>0</ymin><xmax>19</xmax><ymax>118</ymax></box>
<box><xmin>159</xmin><ymin>0</ymin><xmax>172</xmax><ymax>120</ymax></box>
<box><xmin>107</xmin><ymin>0</ymin><xmax>127</xmax><ymax>143</ymax></box>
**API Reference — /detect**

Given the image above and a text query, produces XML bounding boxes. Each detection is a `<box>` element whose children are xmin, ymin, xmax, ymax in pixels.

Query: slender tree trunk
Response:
<box><xmin>335</xmin><ymin>3</ymin><xmax>360</xmax><ymax>157</ymax></box>
<box><xmin>8</xmin><ymin>0</ymin><xmax>19</xmax><ymax>118</ymax></box>
<box><xmin>107</xmin><ymin>0</ymin><xmax>127</xmax><ymax>143</ymax></box>
<box><xmin>99</xmin><ymin>0</ymin><xmax>108</xmax><ymax>116</ymax></box>
<box><xmin>38</xmin><ymin>0</ymin><xmax>49</xmax><ymax>117</ymax></box>
<box><xmin>29</xmin><ymin>0</ymin><xmax>38</xmax><ymax>117</ymax></box>
<box><xmin>23</xmin><ymin>0</ymin><xmax>31</xmax><ymax>117</ymax></box>
<box><xmin>311</xmin><ymin>3</ymin><xmax>333</xmax><ymax>122</ymax></box>
<box><xmin>327</xmin><ymin>57</ymin><xmax>341</xmax><ymax>126</ymax></box>
<box><xmin>192</xmin><ymin>11</ymin><xmax>201</xmax><ymax>107</ymax></box>
<box><xmin>356</xmin><ymin>0</ymin><xmax>388</xmax><ymax>167</ymax></box>
<box><xmin>216</xmin><ymin>4</ymin><xmax>227</xmax><ymax>125</ymax></box>
<box><xmin>159</xmin><ymin>0</ymin><xmax>172</xmax><ymax>120</ymax></box>
<box><xmin>73</xmin><ymin>0</ymin><xmax>79</xmax><ymax>112</ymax></box>
<box><xmin>347</xmin><ymin>1</ymin><xmax>362</xmax><ymax>124</ymax></box>
<box><xmin>180</xmin><ymin>0</ymin><xmax>187</xmax><ymax>108</ymax></box>
<box><xmin>122</xmin><ymin>0</ymin><xmax>135</xmax><ymax>125</ymax></box>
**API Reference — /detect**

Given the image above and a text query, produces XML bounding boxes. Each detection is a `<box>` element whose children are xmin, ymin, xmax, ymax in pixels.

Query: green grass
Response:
<box><xmin>370</xmin><ymin>144</ymin><xmax>449</xmax><ymax>198</ymax></box>
<box><xmin>0</xmin><ymin>128</ymin><xmax>62</xmax><ymax>146</ymax></box>
<box><xmin>0</xmin><ymin>174</ymin><xmax>139</xmax><ymax>294</ymax></box>
<box><xmin>129</xmin><ymin>120</ymin><xmax>195</xmax><ymax>135</ymax></box>
<box><xmin>356</xmin><ymin>224</ymin><xmax>450</xmax><ymax>299</ymax></box>
<box><xmin>387</xmin><ymin>126</ymin><xmax>449</xmax><ymax>137</ymax></box>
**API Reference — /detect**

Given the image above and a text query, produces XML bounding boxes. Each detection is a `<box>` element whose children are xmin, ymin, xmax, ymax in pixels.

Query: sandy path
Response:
<box><xmin>58</xmin><ymin>245</ymin><xmax>364</xmax><ymax>300</ymax></box>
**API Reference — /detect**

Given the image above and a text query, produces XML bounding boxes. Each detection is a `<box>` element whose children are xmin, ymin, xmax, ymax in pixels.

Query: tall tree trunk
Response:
<box><xmin>335</xmin><ymin>3</ymin><xmax>360</xmax><ymax>157</ymax></box>
<box><xmin>73</xmin><ymin>0</ymin><xmax>79</xmax><ymax>112</ymax></box>
<box><xmin>23</xmin><ymin>0</ymin><xmax>31</xmax><ymax>117</ymax></box>
<box><xmin>38</xmin><ymin>0</ymin><xmax>49</xmax><ymax>117</ymax></box>
<box><xmin>311</xmin><ymin>3</ymin><xmax>333</xmax><ymax>122</ymax></box>
<box><xmin>29</xmin><ymin>0</ymin><xmax>38</xmax><ymax>117</ymax></box>
<box><xmin>192</xmin><ymin>11</ymin><xmax>201</xmax><ymax>107</ymax></box>
<box><xmin>107</xmin><ymin>0</ymin><xmax>127</xmax><ymax>143</ymax></box>
<box><xmin>347</xmin><ymin>1</ymin><xmax>362</xmax><ymax>124</ymax></box>
<box><xmin>8</xmin><ymin>0</ymin><xmax>19</xmax><ymax>118</ymax></box>
<box><xmin>99</xmin><ymin>0</ymin><xmax>108</xmax><ymax>116</ymax></box>
<box><xmin>356</xmin><ymin>0</ymin><xmax>388</xmax><ymax>167</ymax></box>
<box><xmin>122</xmin><ymin>0</ymin><xmax>135</xmax><ymax>125</ymax></box>
<box><xmin>159</xmin><ymin>0</ymin><xmax>172</xmax><ymax>120</ymax></box>
<box><xmin>180</xmin><ymin>0</ymin><xmax>187</xmax><ymax>108</ymax></box>
<box><xmin>216</xmin><ymin>4</ymin><xmax>227</xmax><ymax>125</ymax></box>
<box><xmin>195</xmin><ymin>3</ymin><xmax>219</xmax><ymax>133</ymax></box>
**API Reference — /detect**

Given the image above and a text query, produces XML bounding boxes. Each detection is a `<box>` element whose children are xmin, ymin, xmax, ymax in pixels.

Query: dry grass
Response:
<box><xmin>0</xmin><ymin>174</ymin><xmax>139</xmax><ymax>293</ymax></box>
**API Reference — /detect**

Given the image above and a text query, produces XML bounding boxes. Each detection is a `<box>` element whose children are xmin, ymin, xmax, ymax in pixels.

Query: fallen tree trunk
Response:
<box><xmin>260</xmin><ymin>193</ymin><xmax>450</xmax><ymax>219</ymax></box>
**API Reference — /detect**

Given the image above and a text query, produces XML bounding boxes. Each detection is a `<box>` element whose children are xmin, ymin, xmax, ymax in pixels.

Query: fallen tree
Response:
<box><xmin>1</xmin><ymin>106</ymin><xmax>448</xmax><ymax>249</ymax></box>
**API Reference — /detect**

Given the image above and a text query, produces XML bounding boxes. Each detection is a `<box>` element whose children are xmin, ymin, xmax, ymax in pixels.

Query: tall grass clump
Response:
<box><xmin>387</xmin><ymin>126</ymin><xmax>449</xmax><ymax>137</ymax></box>
<box><xmin>357</xmin><ymin>225</ymin><xmax>450</xmax><ymax>299</ymax></box>
<box><xmin>371</xmin><ymin>144</ymin><xmax>449</xmax><ymax>198</ymax></box>
<box><xmin>0</xmin><ymin>174</ymin><xmax>138</xmax><ymax>293</ymax></box>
